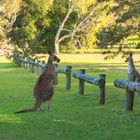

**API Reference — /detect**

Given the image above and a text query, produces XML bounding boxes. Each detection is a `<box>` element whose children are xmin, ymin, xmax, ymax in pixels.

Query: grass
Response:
<box><xmin>0</xmin><ymin>54</ymin><xmax>140</xmax><ymax>140</ymax></box>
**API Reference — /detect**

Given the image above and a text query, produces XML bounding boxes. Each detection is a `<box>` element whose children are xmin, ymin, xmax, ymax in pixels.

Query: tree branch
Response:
<box><xmin>74</xmin><ymin>8</ymin><xmax>95</xmax><ymax>32</ymax></box>
<box><xmin>55</xmin><ymin>4</ymin><xmax>74</xmax><ymax>43</ymax></box>
<box><xmin>58</xmin><ymin>34</ymin><xmax>72</xmax><ymax>43</ymax></box>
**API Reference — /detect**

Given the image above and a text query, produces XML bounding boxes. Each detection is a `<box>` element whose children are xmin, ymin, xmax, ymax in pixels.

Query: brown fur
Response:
<box><xmin>15</xmin><ymin>52</ymin><xmax>60</xmax><ymax>113</ymax></box>
<box><xmin>125</xmin><ymin>53</ymin><xmax>140</xmax><ymax>82</ymax></box>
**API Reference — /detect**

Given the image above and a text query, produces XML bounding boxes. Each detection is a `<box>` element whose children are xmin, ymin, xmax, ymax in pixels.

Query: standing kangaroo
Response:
<box><xmin>15</xmin><ymin>52</ymin><xmax>60</xmax><ymax>113</ymax></box>
<box><xmin>125</xmin><ymin>53</ymin><xmax>140</xmax><ymax>82</ymax></box>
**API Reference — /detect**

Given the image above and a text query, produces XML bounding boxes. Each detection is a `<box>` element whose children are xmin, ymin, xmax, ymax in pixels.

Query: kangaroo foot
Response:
<box><xmin>47</xmin><ymin>108</ymin><xmax>51</xmax><ymax>112</ymax></box>
<box><xmin>38</xmin><ymin>106</ymin><xmax>42</xmax><ymax>111</ymax></box>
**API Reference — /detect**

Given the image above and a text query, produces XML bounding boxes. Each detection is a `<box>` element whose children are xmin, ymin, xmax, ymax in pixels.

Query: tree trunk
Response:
<box><xmin>54</xmin><ymin>4</ymin><xmax>73</xmax><ymax>54</ymax></box>
<box><xmin>54</xmin><ymin>42</ymin><xmax>60</xmax><ymax>54</ymax></box>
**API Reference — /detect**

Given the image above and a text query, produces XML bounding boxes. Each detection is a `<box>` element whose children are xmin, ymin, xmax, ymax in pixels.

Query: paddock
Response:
<box><xmin>0</xmin><ymin>55</ymin><xmax>140</xmax><ymax>140</ymax></box>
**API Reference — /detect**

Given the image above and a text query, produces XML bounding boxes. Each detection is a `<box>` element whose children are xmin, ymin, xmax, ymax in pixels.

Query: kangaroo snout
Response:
<box><xmin>125</xmin><ymin>59</ymin><xmax>128</xmax><ymax>62</ymax></box>
<box><xmin>125</xmin><ymin>53</ymin><xmax>133</xmax><ymax>63</ymax></box>
<box><xmin>54</xmin><ymin>56</ymin><xmax>60</xmax><ymax>63</ymax></box>
<box><xmin>56</xmin><ymin>58</ymin><xmax>60</xmax><ymax>63</ymax></box>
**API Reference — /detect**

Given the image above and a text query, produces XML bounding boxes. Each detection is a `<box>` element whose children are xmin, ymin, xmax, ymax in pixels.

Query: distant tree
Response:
<box><xmin>11</xmin><ymin>0</ymin><xmax>52</xmax><ymax>54</ymax></box>
<box><xmin>96</xmin><ymin>0</ymin><xmax>140</xmax><ymax>58</ymax></box>
<box><xmin>53</xmin><ymin>0</ymin><xmax>118</xmax><ymax>54</ymax></box>
<box><xmin>0</xmin><ymin>0</ymin><xmax>21</xmax><ymax>39</ymax></box>
<box><xmin>10</xmin><ymin>0</ymin><xmax>140</xmax><ymax>56</ymax></box>
<box><xmin>0</xmin><ymin>0</ymin><xmax>21</xmax><ymax>55</ymax></box>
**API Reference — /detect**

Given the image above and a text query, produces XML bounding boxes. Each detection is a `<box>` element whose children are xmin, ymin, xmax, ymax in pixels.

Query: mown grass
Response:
<box><xmin>0</xmin><ymin>54</ymin><xmax>140</xmax><ymax>140</ymax></box>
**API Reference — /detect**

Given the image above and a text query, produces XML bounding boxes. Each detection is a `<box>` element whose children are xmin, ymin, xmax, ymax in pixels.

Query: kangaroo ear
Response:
<box><xmin>130</xmin><ymin>53</ymin><xmax>133</xmax><ymax>57</ymax></box>
<box><xmin>48</xmin><ymin>51</ymin><xmax>52</xmax><ymax>55</ymax></box>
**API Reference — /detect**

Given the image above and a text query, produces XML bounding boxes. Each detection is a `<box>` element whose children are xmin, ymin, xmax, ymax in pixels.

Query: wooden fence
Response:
<box><xmin>12</xmin><ymin>55</ymin><xmax>140</xmax><ymax>111</ymax></box>
<box><xmin>114</xmin><ymin>79</ymin><xmax>140</xmax><ymax>111</ymax></box>
<box><xmin>12</xmin><ymin>56</ymin><xmax>72</xmax><ymax>90</ymax></box>
<box><xmin>73</xmin><ymin>69</ymin><xmax>106</xmax><ymax>105</ymax></box>
<box><xmin>114</xmin><ymin>71</ymin><xmax>140</xmax><ymax>111</ymax></box>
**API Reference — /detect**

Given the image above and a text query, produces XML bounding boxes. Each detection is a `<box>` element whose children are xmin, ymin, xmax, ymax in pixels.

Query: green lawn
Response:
<box><xmin>0</xmin><ymin>55</ymin><xmax>140</xmax><ymax>140</ymax></box>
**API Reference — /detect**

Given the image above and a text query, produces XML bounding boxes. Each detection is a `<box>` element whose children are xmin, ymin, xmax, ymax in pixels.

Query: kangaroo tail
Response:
<box><xmin>14</xmin><ymin>100</ymin><xmax>42</xmax><ymax>114</ymax></box>
<box><xmin>14</xmin><ymin>109</ymin><xmax>35</xmax><ymax>114</ymax></box>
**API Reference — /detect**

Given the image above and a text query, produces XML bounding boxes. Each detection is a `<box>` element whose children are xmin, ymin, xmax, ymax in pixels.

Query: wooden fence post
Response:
<box><xmin>29</xmin><ymin>59</ymin><xmax>33</xmax><ymax>73</ymax></box>
<box><xmin>26</xmin><ymin>58</ymin><xmax>30</xmax><ymax>71</ymax></box>
<box><xmin>65</xmin><ymin>66</ymin><xmax>72</xmax><ymax>90</ymax></box>
<box><xmin>17</xmin><ymin>57</ymin><xmax>21</xmax><ymax>66</ymax></box>
<box><xmin>125</xmin><ymin>74</ymin><xmax>135</xmax><ymax>111</ymax></box>
<box><xmin>41</xmin><ymin>61</ymin><xmax>45</xmax><ymax>72</ymax></box>
<box><xmin>37</xmin><ymin>60</ymin><xmax>41</xmax><ymax>75</ymax></box>
<box><xmin>27</xmin><ymin>58</ymin><xmax>30</xmax><ymax>71</ymax></box>
<box><xmin>78</xmin><ymin>69</ymin><xmax>85</xmax><ymax>95</ymax></box>
<box><xmin>21</xmin><ymin>59</ymin><xmax>24</xmax><ymax>67</ymax></box>
<box><xmin>23</xmin><ymin>59</ymin><xmax>26</xmax><ymax>69</ymax></box>
<box><xmin>33</xmin><ymin>60</ymin><xmax>37</xmax><ymax>74</ymax></box>
<box><xmin>31</xmin><ymin>59</ymin><xmax>35</xmax><ymax>73</ymax></box>
<box><xmin>36</xmin><ymin>60</ymin><xmax>39</xmax><ymax>75</ymax></box>
<box><xmin>99</xmin><ymin>74</ymin><xmax>106</xmax><ymax>105</ymax></box>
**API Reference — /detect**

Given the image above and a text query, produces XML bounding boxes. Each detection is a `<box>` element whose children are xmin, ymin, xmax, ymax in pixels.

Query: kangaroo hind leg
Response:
<box><xmin>32</xmin><ymin>100</ymin><xmax>42</xmax><ymax>112</ymax></box>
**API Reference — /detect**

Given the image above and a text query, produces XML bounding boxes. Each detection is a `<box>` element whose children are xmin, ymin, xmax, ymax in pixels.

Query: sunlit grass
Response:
<box><xmin>0</xmin><ymin>55</ymin><xmax>12</xmax><ymax>63</ymax></box>
<box><xmin>0</xmin><ymin>54</ymin><xmax>140</xmax><ymax>140</ymax></box>
<box><xmin>37</xmin><ymin>53</ymin><xmax>140</xmax><ymax>64</ymax></box>
<box><xmin>0</xmin><ymin>114</ymin><xmax>24</xmax><ymax>124</ymax></box>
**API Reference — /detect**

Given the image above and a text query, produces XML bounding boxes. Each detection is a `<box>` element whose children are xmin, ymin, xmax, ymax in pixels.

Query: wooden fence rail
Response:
<box><xmin>114</xmin><ymin>80</ymin><xmax>140</xmax><ymax>92</ymax></box>
<box><xmin>12</xmin><ymin>56</ymin><xmax>72</xmax><ymax>90</ymax></box>
<box><xmin>114</xmin><ymin>79</ymin><xmax>140</xmax><ymax>111</ymax></box>
<box><xmin>12</xmin><ymin>56</ymin><xmax>140</xmax><ymax>111</ymax></box>
<box><xmin>73</xmin><ymin>69</ymin><xmax>106</xmax><ymax>105</ymax></box>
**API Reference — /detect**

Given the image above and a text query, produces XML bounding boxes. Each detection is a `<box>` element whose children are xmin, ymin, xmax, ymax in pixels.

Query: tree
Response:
<box><xmin>11</xmin><ymin>0</ymin><xmax>53</xmax><ymax>54</ymax></box>
<box><xmin>53</xmin><ymin>0</ymin><xmax>95</xmax><ymax>53</ymax></box>
<box><xmin>0</xmin><ymin>0</ymin><xmax>21</xmax><ymax>55</ymax></box>
<box><xmin>10</xmin><ymin>0</ymin><xmax>140</xmax><ymax>55</ymax></box>
<box><xmin>96</xmin><ymin>0</ymin><xmax>140</xmax><ymax>58</ymax></box>
<box><xmin>53</xmin><ymin>0</ymin><xmax>118</xmax><ymax>54</ymax></box>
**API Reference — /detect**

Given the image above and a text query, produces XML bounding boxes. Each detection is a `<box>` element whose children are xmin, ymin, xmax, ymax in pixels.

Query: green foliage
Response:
<box><xmin>11</xmin><ymin>0</ymin><xmax>52</xmax><ymax>53</ymax></box>
<box><xmin>47</xmin><ymin>0</ymin><xmax>77</xmax><ymax>50</ymax></box>
<box><xmin>72</xmin><ymin>0</ymin><xmax>96</xmax><ymax>14</ymax></box>
<box><xmin>80</xmin><ymin>1</ymin><xmax>118</xmax><ymax>49</ymax></box>
<box><xmin>0</xmin><ymin>0</ymin><xmax>21</xmax><ymax>38</ymax></box>
<box><xmin>96</xmin><ymin>0</ymin><xmax>140</xmax><ymax>48</ymax></box>
<box><xmin>13</xmin><ymin>43</ymin><xmax>34</xmax><ymax>58</ymax></box>
<box><xmin>7</xmin><ymin>0</ymin><xmax>140</xmax><ymax>54</ymax></box>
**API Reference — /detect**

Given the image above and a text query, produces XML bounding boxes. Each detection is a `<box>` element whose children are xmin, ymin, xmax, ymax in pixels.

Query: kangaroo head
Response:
<box><xmin>48</xmin><ymin>51</ymin><xmax>60</xmax><ymax>63</ymax></box>
<box><xmin>125</xmin><ymin>53</ymin><xmax>133</xmax><ymax>63</ymax></box>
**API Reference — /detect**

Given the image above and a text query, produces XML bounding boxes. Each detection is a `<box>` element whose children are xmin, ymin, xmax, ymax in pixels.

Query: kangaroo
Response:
<box><xmin>125</xmin><ymin>53</ymin><xmax>140</xmax><ymax>82</ymax></box>
<box><xmin>15</xmin><ymin>51</ymin><xmax>60</xmax><ymax>113</ymax></box>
